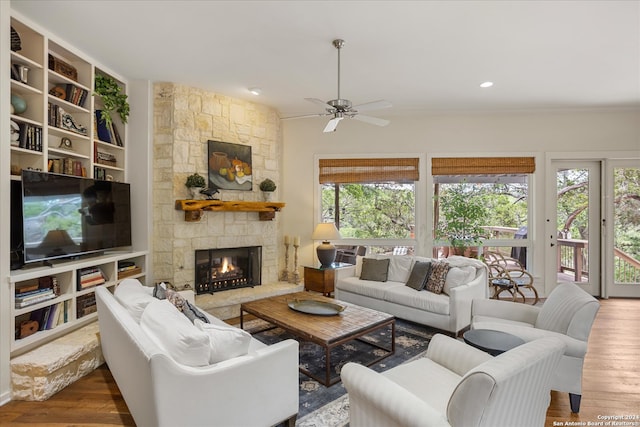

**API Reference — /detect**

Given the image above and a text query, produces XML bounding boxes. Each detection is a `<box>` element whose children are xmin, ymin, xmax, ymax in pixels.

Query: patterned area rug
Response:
<box><xmin>240</xmin><ymin>318</ymin><xmax>438</xmax><ymax>426</ymax></box>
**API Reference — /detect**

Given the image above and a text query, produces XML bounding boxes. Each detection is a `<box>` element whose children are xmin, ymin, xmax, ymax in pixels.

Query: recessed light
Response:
<box><xmin>249</xmin><ymin>87</ymin><xmax>261</xmax><ymax>95</ymax></box>
<box><xmin>480</xmin><ymin>82</ymin><xmax>494</xmax><ymax>88</ymax></box>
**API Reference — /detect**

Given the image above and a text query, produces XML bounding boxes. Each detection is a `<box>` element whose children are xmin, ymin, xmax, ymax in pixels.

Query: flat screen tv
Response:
<box><xmin>20</xmin><ymin>170</ymin><xmax>132</xmax><ymax>265</ymax></box>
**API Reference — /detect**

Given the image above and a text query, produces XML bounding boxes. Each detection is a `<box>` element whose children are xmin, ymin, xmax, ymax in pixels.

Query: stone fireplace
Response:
<box><xmin>195</xmin><ymin>246</ymin><xmax>261</xmax><ymax>294</ymax></box>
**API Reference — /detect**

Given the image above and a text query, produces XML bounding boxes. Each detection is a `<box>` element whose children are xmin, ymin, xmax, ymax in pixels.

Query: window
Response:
<box><xmin>320</xmin><ymin>158</ymin><xmax>419</xmax><ymax>254</ymax></box>
<box><xmin>432</xmin><ymin>157</ymin><xmax>534</xmax><ymax>264</ymax></box>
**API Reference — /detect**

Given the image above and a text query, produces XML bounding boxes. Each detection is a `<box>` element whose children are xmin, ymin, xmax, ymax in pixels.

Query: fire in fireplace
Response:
<box><xmin>195</xmin><ymin>246</ymin><xmax>261</xmax><ymax>294</ymax></box>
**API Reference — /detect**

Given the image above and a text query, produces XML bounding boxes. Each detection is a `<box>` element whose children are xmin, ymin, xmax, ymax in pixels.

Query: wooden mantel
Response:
<box><xmin>175</xmin><ymin>200</ymin><xmax>285</xmax><ymax>221</ymax></box>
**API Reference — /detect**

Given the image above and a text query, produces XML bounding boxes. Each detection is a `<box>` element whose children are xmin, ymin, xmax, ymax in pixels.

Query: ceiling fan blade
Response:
<box><xmin>323</xmin><ymin>117</ymin><xmax>343</xmax><ymax>133</ymax></box>
<box><xmin>305</xmin><ymin>98</ymin><xmax>332</xmax><ymax>109</ymax></box>
<box><xmin>281</xmin><ymin>113</ymin><xmax>327</xmax><ymax>121</ymax></box>
<box><xmin>352</xmin><ymin>114</ymin><xmax>390</xmax><ymax>127</ymax></box>
<box><xmin>352</xmin><ymin>99</ymin><xmax>392</xmax><ymax>112</ymax></box>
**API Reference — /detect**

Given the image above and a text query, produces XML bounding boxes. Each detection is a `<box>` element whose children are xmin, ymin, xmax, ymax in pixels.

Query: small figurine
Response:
<box><xmin>200</xmin><ymin>187</ymin><xmax>220</xmax><ymax>200</ymax></box>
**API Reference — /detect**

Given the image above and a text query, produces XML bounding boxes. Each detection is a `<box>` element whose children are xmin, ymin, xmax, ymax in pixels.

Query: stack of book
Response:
<box><xmin>14</xmin><ymin>123</ymin><xmax>43</xmax><ymax>152</ymax></box>
<box><xmin>15</xmin><ymin>288</ymin><xmax>56</xmax><ymax>309</ymax></box>
<box><xmin>96</xmin><ymin>151</ymin><xmax>117</xmax><ymax>167</ymax></box>
<box><xmin>48</xmin><ymin>157</ymin><xmax>86</xmax><ymax>177</ymax></box>
<box><xmin>76</xmin><ymin>293</ymin><xmax>97</xmax><ymax>318</ymax></box>
<box><xmin>77</xmin><ymin>267</ymin><xmax>106</xmax><ymax>291</ymax></box>
<box><xmin>15</xmin><ymin>276</ymin><xmax>60</xmax><ymax>309</ymax></box>
<box><xmin>117</xmin><ymin>261</ymin><xmax>141</xmax><ymax>279</ymax></box>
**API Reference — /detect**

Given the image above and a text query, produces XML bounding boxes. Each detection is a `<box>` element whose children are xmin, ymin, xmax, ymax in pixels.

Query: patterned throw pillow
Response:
<box><xmin>360</xmin><ymin>258</ymin><xmax>390</xmax><ymax>282</ymax></box>
<box><xmin>425</xmin><ymin>261</ymin><xmax>450</xmax><ymax>294</ymax></box>
<box><xmin>405</xmin><ymin>261</ymin><xmax>431</xmax><ymax>290</ymax></box>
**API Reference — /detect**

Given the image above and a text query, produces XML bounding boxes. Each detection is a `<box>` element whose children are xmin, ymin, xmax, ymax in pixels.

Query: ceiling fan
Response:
<box><xmin>283</xmin><ymin>39</ymin><xmax>392</xmax><ymax>132</ymax></box>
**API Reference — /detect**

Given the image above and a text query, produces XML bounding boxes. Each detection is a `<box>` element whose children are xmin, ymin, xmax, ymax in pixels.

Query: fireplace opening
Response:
<box><xmin>195</xmin><ymin>246</ymin><xmax>261</xmax><ymax>294</ymax></box>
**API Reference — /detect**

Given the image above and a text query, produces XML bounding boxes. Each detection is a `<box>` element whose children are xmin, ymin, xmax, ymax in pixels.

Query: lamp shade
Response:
<box><xmin>311</xmin><ymin>223</ymin><xmax>342</xmax><ymax>242</ymax></box>
<box><xmin>312</xmin><ymin>223</ymin><xmax>342</xmax><ymax>267</ymax></box>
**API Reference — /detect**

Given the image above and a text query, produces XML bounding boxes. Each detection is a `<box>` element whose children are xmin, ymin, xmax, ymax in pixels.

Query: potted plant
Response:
<box><xmin>185</xmin><ymin>173</ymin><xmax>206</xmax><ymax>199</ymax></box>
<box><xmin>259</xmin><ymin>178</ymin><xmax>276</xmax><ymax>201</ymax></box>
<box><xmin>436</xmin><ymin>185</ymin><xmax>488</xmax><ymax>257</ymax></box>
<box><xmin>94</xmin><ymin>74</ymin><xmax>130</xmax><ymax>127</ymax></box>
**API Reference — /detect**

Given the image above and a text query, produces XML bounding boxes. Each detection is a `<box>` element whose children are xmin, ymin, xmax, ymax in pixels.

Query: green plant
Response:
<box><xmin>259</xmin><ymin>178</ymin><xmax>276</xmax><ymax>192</ymax></box>
<box><xmin>185</xmin><ymin>173</ymin><xmax>206</xmax><ymax>188</ymax></box>
<box><xmin>94</xmin><ymin>74</ymin><xmax>130</xmax><ymax>126</ymax></box>
<box><xmin>436</xmin><ymin>185</ymin><xmax>488</xmax><ymax>253</ymax></box>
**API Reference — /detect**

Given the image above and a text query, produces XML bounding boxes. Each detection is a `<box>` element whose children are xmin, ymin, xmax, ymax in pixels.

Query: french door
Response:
<box><xmin>548</xmin><ymin>161</ymin><xmax>601</xmax><ymax>296</ymax></box>
<box><xmin>606</xmin><ymin>159</ymin><xmax>640</xmax><ymax>297</ymax></box>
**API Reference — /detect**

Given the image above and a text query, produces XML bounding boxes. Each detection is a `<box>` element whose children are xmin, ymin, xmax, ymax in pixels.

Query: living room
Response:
<box><xmin>1</xmin><ymin>1</ymin><xmax>639</xmax><ymax>425</ymax></box>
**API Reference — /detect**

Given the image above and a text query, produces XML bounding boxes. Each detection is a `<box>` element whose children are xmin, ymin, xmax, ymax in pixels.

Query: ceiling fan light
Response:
<box><xmin>480</xmin><ymin>81</ymin><xmax>494</xmax><ymax>88</ymax></box>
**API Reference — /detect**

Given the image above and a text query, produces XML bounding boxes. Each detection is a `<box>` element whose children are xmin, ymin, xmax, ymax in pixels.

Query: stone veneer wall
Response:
<box><xmin>153</xmin><ymin>83</ymin><xmax>283</xmax><ymax>290</ymax></box>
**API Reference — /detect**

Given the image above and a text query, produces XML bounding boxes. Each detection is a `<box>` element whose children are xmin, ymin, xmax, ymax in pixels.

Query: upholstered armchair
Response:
<box><xmin>341</xmin><ymin>334</ymin><xmax>565</xmax><ymax>427</ymax></box>
<box><xmin>471</xmin><ymin>283</ymin><xmax>600</xmax><ymax>413</ymax></box>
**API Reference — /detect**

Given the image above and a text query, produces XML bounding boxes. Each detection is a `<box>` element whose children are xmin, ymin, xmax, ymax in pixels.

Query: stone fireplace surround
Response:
<box><xmin>153</xmin><ymin>83</ymin><xmax>301</xmax><ymax>319</ymax></box>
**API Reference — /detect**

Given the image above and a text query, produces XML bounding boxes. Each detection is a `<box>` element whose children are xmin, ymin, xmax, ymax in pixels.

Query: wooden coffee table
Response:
<box><xmin>240</xmin><ymin>292</ymin><xmax>395</xmax><ymax>386</ymax></box>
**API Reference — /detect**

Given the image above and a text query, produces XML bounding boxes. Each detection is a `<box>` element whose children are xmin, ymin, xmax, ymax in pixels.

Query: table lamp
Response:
<box><xmin>312</xmin><ymin>223</ymin><xmax>342</xmax><ymax>267</ymax></box>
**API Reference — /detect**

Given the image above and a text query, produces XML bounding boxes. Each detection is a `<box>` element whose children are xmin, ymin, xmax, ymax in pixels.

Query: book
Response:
<box><xmin>95</xmin><ymin>110</ymin><xmax>112</xmax><ymax>143</ymax></box>
<box><xmin>15</xmin><ymin>288</ymin><xmax>54</xmax><ymax>301</ymax></box>
<box><xmin>15</xmin><ymin>293</ymin><xmax>56</xmax><ymax>308</ymax></box>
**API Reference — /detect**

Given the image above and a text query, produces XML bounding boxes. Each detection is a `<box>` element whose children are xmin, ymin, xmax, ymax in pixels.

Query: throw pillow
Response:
<box><xmin>443</xmin><ymin>266</ymin><xmax>476</xmax><ymax>295</ymax></box>
<box><xmin>157</xmin><ymin>288</ymin><xmax>210</xmax><ymax>324</ymax></box>
<box><xmin>114</xmin><ymin>278</ymin><xmax>155</xmax><ymax>323</ymax></box>
<box><xmin>360</xmin><ymin>258</ymin><xmax>390</xmax><ymax>282</ymax></box>
<box><xmin>194</xmin><ymin>319</ymin><xmax>252</xmax><ymax>363</ymax></box>
<box><xmin>387</xmin><ymin>255</ymin><xmax>414</xmax><ymax>283</ymax></box>
<box><xmin>405</xmin><ymin>261</ymin><xmax>432</xmax><ymax>290</ymax></box>
<box><xmin>425</xmin><ymin>261</ymin><xmax>450</xmax><ymax>294</ymax></box>
<box><xmin>140</xmin><ymin>299</ymin><xmax>211</xmax><ymax>367</ymax></box>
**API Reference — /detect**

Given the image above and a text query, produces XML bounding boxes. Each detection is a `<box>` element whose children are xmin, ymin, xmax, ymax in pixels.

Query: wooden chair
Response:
<box><xmin>485</xmin><ymin>254</ymin><xmax>539</xmax><ymax>304</ymax></box>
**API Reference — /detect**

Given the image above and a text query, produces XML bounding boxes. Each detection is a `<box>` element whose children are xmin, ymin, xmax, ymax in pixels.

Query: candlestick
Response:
<box><xmin>281</xmin><ymin>242</ymin><xmax>290</xmax><ymax>282</ymax></box>
<box><xmin>284</xmin><ymin>235</ymin><xmax>290</xmax><ymax>245</ymax></box>
<box><xmin>291</xmin><ymin>242</ymin><xmax>300</xmax><ymax>284</ymax></box>
<box><xmin>293</xmin><ymin>236</ymin><xmax>300</xmax><ymax>246</ymax></box>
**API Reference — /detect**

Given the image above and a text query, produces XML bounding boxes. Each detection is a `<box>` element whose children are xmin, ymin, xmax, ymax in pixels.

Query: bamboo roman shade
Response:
<box><xmin>319</xmin><ymin>158</ymin><xmax>420</xmax><ymax>184</ymax></box>
<box><xmin>431</xmin><ymin>157</ymin><xmax>535</xmax><ymax>175</ymax></box>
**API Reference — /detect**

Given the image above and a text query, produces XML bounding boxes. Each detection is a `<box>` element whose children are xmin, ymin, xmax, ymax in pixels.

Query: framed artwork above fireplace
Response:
<box><xmin>207</xmin><ymin>140</ymin><xmax>252</xmax><ymax>191</ymax></box>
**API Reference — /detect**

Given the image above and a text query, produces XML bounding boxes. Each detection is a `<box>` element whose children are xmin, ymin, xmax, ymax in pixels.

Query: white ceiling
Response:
<box><xmin>12</xmin><ymin>0</ymin><xmax>640</xmax><ymax>118</ymax></box>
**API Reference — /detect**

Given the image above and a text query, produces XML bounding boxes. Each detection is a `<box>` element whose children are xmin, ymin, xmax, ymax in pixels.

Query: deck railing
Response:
<box><xmin>614</xmin><ymin>248</ymin><xmax>640</xmax><ymax>283</ymax></box>
<box><xmin>557</xmin><ymin>239</ymin><xmax>589</xmax><ymax>281</ymax></box>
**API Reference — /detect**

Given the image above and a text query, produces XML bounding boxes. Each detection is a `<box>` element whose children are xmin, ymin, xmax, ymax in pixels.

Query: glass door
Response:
<box><xmin>548</xmin><ymin>161</ymin><xmax>601</xmax><ymax>296</ymax></box>
<box><xmin>606</xmin><ymin>160</ymin><xmax>640</xmax><ymax>297</ymax></box>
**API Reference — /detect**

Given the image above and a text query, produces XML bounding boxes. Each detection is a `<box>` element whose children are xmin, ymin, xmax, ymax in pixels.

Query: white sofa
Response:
<box><xmin>335</xmin><ymin>255</ymin><xmax>488</xmax><ymax>335</ymax></box>
<box><xmin>341</xmin><ymin>334</ymin><xmax>565</xmax><ymax>427</ymax></box>
<box><xmin>95</xmin><ymin>280</ymin><xmax>299</xmax><ymax>427</ymax></box>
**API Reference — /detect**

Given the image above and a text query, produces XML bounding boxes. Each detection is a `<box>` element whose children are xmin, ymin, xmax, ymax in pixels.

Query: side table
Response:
<box><xmin>303</xmin><ymin>262</ymin><xmax>351</xmax><ymax>297</ymax></box>
<box><xmin>463</xmin><ymin>329</ymin><xmax>525</xmax><ymax>356</ymax></box>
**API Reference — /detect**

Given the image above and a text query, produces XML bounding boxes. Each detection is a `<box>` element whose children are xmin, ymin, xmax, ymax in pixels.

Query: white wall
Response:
<box><xmin>281</xmin><ymin>109</ymin><xmax>640</xmax><ymax>293</ymax></box>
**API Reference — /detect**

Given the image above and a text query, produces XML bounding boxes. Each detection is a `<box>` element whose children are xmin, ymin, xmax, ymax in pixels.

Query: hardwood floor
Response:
<box><xmin>0</xmin><ymin>298</ymin><xmax>638</xmax><ymax>426</ymax></box>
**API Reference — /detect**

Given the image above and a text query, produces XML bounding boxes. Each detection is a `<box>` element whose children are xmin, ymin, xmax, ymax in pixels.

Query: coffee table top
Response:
<box><xmin>241</xmin><ymin>292</ymin><xmax>394</xmax><ymax>345</ymax></box>
<box><xmin>463</xmin><ymin>329</ymin><xmax>525</xmax><ymax>356</ymax></box>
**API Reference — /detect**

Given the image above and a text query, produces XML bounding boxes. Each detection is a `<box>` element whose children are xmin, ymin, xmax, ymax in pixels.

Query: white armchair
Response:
<box><xmin>341</xmin><ymin>334</ymin><xmax>565</xmax><ymax>427</ymax></box>
<box><xmin>471</xmin><ymin>283</ymin><xmax>600</xmax><ymax>413</ymax></box>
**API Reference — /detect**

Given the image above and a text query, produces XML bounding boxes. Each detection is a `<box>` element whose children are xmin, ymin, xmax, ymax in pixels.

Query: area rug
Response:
<box><xmin>239</xmin><ymin>318</ymin><xmax>438</xmax><ymax>426</ymax></box>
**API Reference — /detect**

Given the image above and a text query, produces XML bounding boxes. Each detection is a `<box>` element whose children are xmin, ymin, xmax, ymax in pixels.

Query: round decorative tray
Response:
<box><xmin>288</xmin><ymin>299</ymin><xmax>345</xmax><ymax>316</ymax></box>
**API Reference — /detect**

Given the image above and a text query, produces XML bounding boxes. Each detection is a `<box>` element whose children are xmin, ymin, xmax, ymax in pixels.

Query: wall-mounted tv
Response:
<box><xmin>19</xmin><ymin>170</ymin><xmax>132</xmax><ymax>265</ymax></box>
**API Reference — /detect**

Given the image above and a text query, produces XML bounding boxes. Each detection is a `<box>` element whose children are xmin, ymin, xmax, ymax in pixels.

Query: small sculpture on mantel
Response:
<box><xmin>200</xmin><ymin>186</ymin><xmax>220</xmax><ymax>200</ymax></box>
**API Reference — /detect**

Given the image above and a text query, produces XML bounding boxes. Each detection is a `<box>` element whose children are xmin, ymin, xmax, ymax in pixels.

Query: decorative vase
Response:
<box><xmin>262</xmin><ymin>191</ymin><xmax>274</xmax><ymax>202</ymax></box>
<box><xmin>11</xmin><ymin>94</ymin><xmax>27</xmax><ymax>114</ymax></box>
<box><xmin>189</xmin><ymin>187</ymin><xmax>204</xmax><ymax>199</ymax></box>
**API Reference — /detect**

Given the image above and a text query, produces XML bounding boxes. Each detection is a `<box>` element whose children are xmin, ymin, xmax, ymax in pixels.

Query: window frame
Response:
<box><xmin>315</xmin><ymin>153</ymin><xmax>427</xmax><ymax>255</ymax></box>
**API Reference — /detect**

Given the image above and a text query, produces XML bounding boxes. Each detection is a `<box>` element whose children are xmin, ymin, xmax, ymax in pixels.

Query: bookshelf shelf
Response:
<box><xmin>9</xmin><ymin>251</ymin><xmax>147</xmax><ymax>356</ymax></box>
